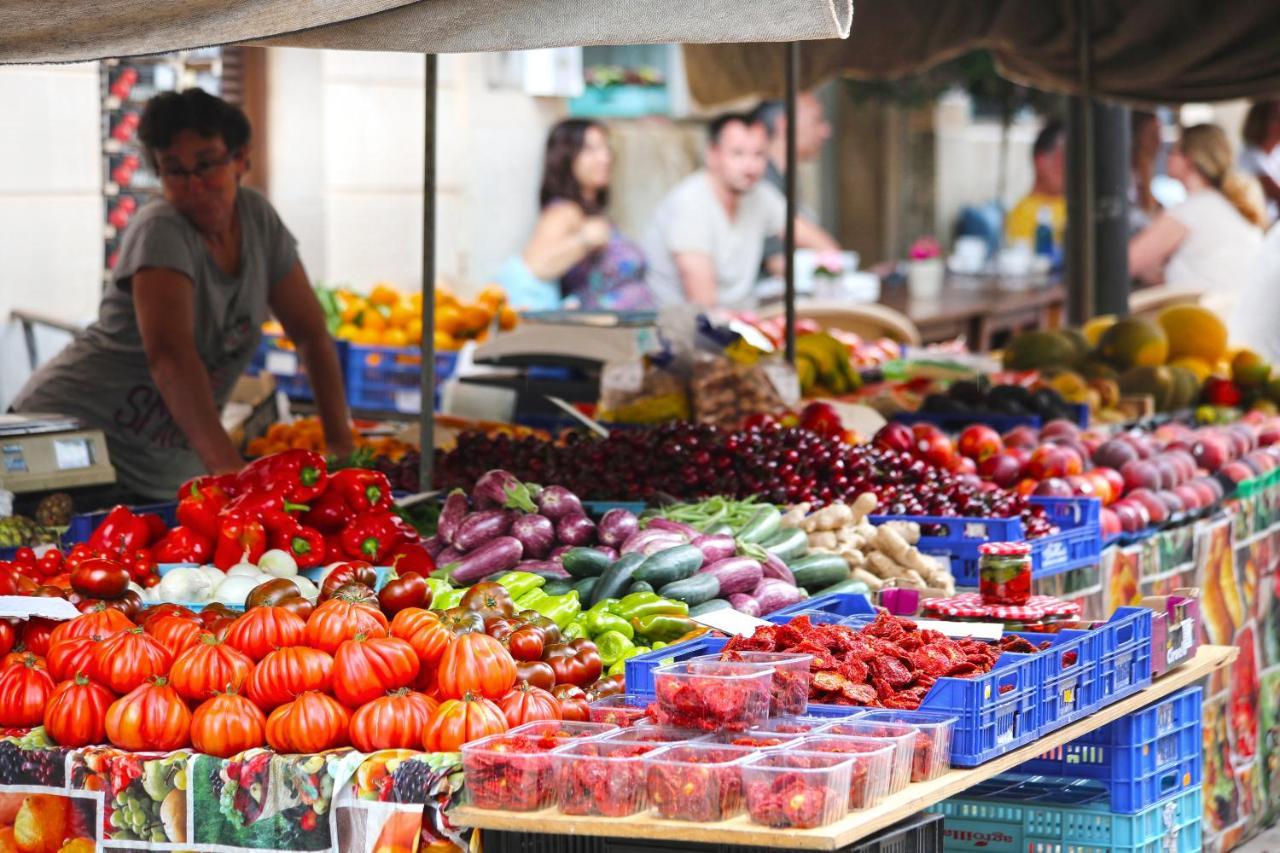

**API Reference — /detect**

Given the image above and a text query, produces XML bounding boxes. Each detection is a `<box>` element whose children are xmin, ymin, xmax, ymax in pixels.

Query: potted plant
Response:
<box><xmin>906</xmin><ymin>236</ymin><xmax>944</xmax><ymax>299</ymax></box>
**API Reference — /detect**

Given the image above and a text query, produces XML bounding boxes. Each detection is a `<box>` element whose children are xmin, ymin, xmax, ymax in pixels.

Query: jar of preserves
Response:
<box><xmin>978</xmin><ymin>542</ymin><xmax>1032</xmax><ymax>605</ymax></box>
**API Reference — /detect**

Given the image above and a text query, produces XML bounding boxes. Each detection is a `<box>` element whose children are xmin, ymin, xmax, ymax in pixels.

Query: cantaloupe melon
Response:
<box><xmin>1095</xmin><ymin>318</ymin><xmax>1169</xmax><ymax>370</ymax></box>
<box><xmin>1157</xmin><ymin>305</ymin><xmax>1228</xmax><ymax>364</ymax></box>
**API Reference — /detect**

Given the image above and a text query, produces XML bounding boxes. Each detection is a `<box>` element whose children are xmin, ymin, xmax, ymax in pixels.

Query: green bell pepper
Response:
<box><xmin>515</xmin><ymin>588</ymin><xmax>550</xmax><ymax>610</ymax></box>
<box><xmin>423</xmin><ymin>578</ymin><xmax>452</xmax><ymax>603</ymax></box>
<box><xmin>560</xmin><ymin>620</ymin><xmax>586</xmax><ymax>641</ymax></box>
<box><xmin>432</xmin><ymin>587</ymin><xmax>466</xmax><ymax>610</ymax></box>
<box><xmin>595</xmin><ymin>630</ymin><xmax>635</xmax><ymax>666</ymax></box>
<box><xmin>583</xmin><ymin>601</ymin><xmax>635</xmax><ymax>640</ymax></box>
<box><xmin>609</xmin><ymin>591</ymin><xmax>689</xmax><ymax>621</ymax></box>
<box><xmin>651</xmin><ymin>641</ymin><xmax>668</xmax><ymax>651</ymax></box>
<box><xmin>494</xmin><ymin>570</ymin><xmax>546</xmax><ymax>600</ymax></box>
<box><xmin>606</xmin><ymin>644</ymin><xmax>648</xmax><ymax>676</ymax></box>
<box><xmin>631</xmin><ymin>613</ymin><xmax>698</xmax><ymax>643</ymax></box>
<box><xmin>524</xmin><ymin>590</ymin><xmax>582</xmax><ymax>630</ymax></box>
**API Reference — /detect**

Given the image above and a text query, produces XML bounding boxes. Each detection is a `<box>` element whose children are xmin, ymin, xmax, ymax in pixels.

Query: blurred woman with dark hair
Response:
<box><xmin>12</xmin><ymin>88</ymin><xmax>352</xmax><ymax>498</ymax></box>
<box><xmin>1239</xmin><ymin>100</ymin><xmax>1280</xmax><ymax>222</ymax></box>
<box><xmin>509</xmin><ymin>119</ymin><xmax>652</xmax><ymax>310</ymax></box>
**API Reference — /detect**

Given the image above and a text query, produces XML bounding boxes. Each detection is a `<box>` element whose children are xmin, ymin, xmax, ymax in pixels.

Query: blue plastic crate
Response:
<box><xmin>344</xmin><ymin>343</ymin><xmax>457</xmax><ymax>413</ymax></box>
<box><xmin>1098</xmin><ymin>605</ymin><xmax>1154</xmax><ymax>705</ymax></box>
<box><xmin>891</xmin><ymin>403</ymin><xmax>1090</xmax><ymax>433</ymax></box>
<box><xmin>771</xmin><ymin>591</ymin><xmax>878</xmax><ymax>622</ymax></box>
<box><xmin>62</xmin><ymin>501</ymin><xmax>178</xmax><ymax>547</ymax></box>
<box><xmin>932</xmin><ymin>779</ymin><xmax>1201</xmax><ymax>852</ymax></box>
<box><xmin>247</xmin><ymin>333</ymin><xmax>343</xmax><ymax>401</ymax></box>
<box><xmin>869</xmin><ymin>495</ymin><xmax>1102</xmax><ymax>586</ymax></box>
<box><xmin>1018</xmin><ymin>686</ymin><xmax>1202</xmax><ymax>813</ymax></box>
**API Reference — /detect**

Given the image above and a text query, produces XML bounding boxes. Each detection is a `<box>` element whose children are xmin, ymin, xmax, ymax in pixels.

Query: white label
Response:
<box><xmin>762</xmin><ymin>362</ymin><xmax>802</xmax><ymax>406</ymax></box>
<box><xmin>691</xmin><ymin>609</ymin><xmax>773</xmax><ymax>637</ymax></box>
<box><xmin>914</xmin><ymin>618</ymin><xmax>1004</xmax><ymax>641</ymax></box>
<box><xmin>0</xmin><ymin>595</ymin><xmax>81</xmax><ymax>621</ymax></box>
<box><xmin>601</xmin><ymin>361</ymin><xmax>644</xmax><ymax>393</ymax></box>
<box><xmin>52</xmin><ymin>437</ymin><xmax>91</xmax><ymax>470</ymax></box>
<box><xmin>394</xmin><ymin>389</ymin><xmax>423</xmax><ymax>413</ymax></box>
<box><xmin>266</xmin><ymin>350</ymin><xmax>299</xmax><ymax>376</ymax></box>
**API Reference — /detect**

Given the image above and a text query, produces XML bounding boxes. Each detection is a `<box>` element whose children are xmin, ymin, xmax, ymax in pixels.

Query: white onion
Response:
<box><xmin>258</xmin><ymin>549</ymin><xmax>299</xmax><ymax>578</ymax></box>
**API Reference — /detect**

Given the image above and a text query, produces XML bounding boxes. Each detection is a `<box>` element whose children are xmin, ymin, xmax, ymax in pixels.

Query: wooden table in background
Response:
<box><xmin>879</xmin><ymin>275</ymin><xmax>1065</xmax><ymax>349</ymax></box>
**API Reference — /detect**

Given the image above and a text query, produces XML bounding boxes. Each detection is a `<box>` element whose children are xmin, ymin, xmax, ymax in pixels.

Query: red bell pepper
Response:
<box><xmin>271</xmin><ymin>520</ymin><xmax>326</xmax><ymax>570</ymax></box>
<box><xmin>176</xmin><ymin>479</ymin><xmax>229</xmax><ymax>539</ymax></box>
<box><xmin>139</xmin><ymin>513</ymin><xmax>167</xmax><ymax>544</ymax></box>
<box><xmin>223</xmin><ymin>491</ymin><xmax>309</xmax><ymax>534</ymax></box>
<box><xmin>388</xmin><ymin>543</ymin><xmax>436</xmax><ymax>577</ymax></box>
<box><xmin>214</xmin><ymin>511</ymin><xmax>267</xmax><ymax>570</ymax></box>
<box><xmin>153</xmin><ymin>526</ymin><xmax>213</xmax><ymax>564</ymax></box>
<box><xmin>329</xmin><ymin>468</ymin><xmax>394</xmax><ymax>513</ymax></box>
<box><xmin>88</xmin><ymin>506</ymin><xmax>151</xmax><ymax>558</ymax></box>
<box><xmin>339</xmin><ymin>512</ymin><xmax>405</xmax><ymax>563</ymax></box>
<box><xmin>178</xmin><ymin>473</ymin><xmax>239</xmax><ymax>501</ymax></box>
<box><xmin>236</xmin><ymin>450</ymin><xmax>328</xmax><ymax>503</ymax></box>
<box><xmin>302</xmin><ymin>489</ymin><xmax>355</xmax><ymax>535</ymax></box>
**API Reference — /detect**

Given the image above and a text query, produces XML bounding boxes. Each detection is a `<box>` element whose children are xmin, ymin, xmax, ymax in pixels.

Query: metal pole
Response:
<box><xmin>784</xmin><ymin>41</ymin><xmax>799</xmax><ymax>365</ymax></box>
<box><xmin>418</xmin><ymin>53</ymin><xmax>437</xmax><ymax>492</ymax></box>
<box><xmin>1067</xmin><ymin>0</ymin><xmax>1096</xmax><ymax>325</ymax></box>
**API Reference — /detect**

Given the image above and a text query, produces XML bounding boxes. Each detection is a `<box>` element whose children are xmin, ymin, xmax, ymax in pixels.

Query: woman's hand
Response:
<box><xmin>579</xmin><ymin>217</ymin><xmax>611</xmax><ymax>251</ymax></box>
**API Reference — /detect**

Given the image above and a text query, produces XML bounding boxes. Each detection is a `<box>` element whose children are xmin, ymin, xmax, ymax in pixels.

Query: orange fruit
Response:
<box><xmin>361</xmin><ymin>310</ymin><xmax>387</xmax><ymax>333</ymax></box>
<box><xmin>369</xmin><ymin>283</ymin><xmax>400</xmax><ymax>307</ymax></box>
<box><xmin>434</xmin><ymin>331</ymin><xmax>458</xmax><ymax>351</ymax></box>
<box><xmin>460</xmin><ymin>305</ymin><xmax>492</xmax><ymax>333</ymax></box>
<box><xmin>436</xmin><ymin>306</ymin><xmax>464</xmax><ymax>336</ymax></box>
<box><xmin>381</xmin><ymin>328</ymin><xmax>408</xmax><ymax>348</ymax></box>
<box><xmin>498</xmin><ymin>305</ymin><xmax>518</xmax><ymax>331</ymax></box>
<box><xmin>405</xmin><ymin>319</ymin><xmax>423</xmax><ymax>345</ymax></box>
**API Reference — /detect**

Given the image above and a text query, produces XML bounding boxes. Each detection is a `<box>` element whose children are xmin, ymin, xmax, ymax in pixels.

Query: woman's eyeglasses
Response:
<box><xmin>158</xmin><ymin>150</ymin><xmax>238</xmax><ymax>184</ymax></box>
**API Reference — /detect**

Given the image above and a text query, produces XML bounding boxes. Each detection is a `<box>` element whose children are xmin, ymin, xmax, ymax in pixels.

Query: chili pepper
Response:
<box><xmin>328</xmin><ymin>468</ymin><xmax>393</xmax><ymax>513</ymax></box>
<box><xmin>543</xmin><ymin>638</ymin><xmax>603</xmax><ymax>687</ymax></box>
<box><xmin>523</xmin><ymin>590</ymin><xmax>581</xmax><ymax>630</ymax></box>
<box><xmin>270</xmin><ymin>519</ymin><xmax>326</xmax><ymax>569</ymax></box>
<box><xmin>609</xmin><ymin>591</ymin><xmax>689</xmax><ymax>621</ymax></box>
<box><xmin>433</xmin><ymin>588</ymin><xmax>466</xmax><ymax>610</ymax></box>
<box><xmin>594</xmin><ymin>630</ymin><xmax>635</xmax><ymax>667</ymax></box>
<box><xmin>176</xmin><ymin>479</ymin><xmax>229</xmax><ymax>539</ymax></box>
<box><xmin>214</xmin><ymin>511</ymin><xmax>267</xmax><ymax>570</ymax></box>
<box><xmin>138</xmin><ymin>513</ymin><xmax>167</xmax><ymax>544</ymax></box>
<box><xmin>494</xmin><ymin>571</ymin><xmax>545</xmax><ymax>601</ymax></box>
<box><xmin>302</xmin><ymin>489</ymin><xmax>355</xmax><ymax>535</ymax></box>
<box><xmin>88</xmin><ymin>506</ymin><xmax>150</xmax><ymax>558</ymax></box>
<box><xmin>631</xmin><ymin>614</ymin><xmax>699</xmax><ymax>644</ymax></box>
<box><xmin>153</xmin><ymin>526</ymin><xmax>212</xmax><ymax>564</ymax></box>
<box><xmin>388</xmin><ymin>543</ymin><xmax>436</xmax><ymax>577</ymax></box>
<box><xmin>338</xmin><ymin>512</ymin><xmax>402</xmax><ymax>563</ymax></box>
<box><xmin>423</xmin><ymin>577</ymin><xmax>453</xmax><ymax>604</ymax></box>
<box><xmin>236</xmin><ymin>449</ymin><xmax>328</xmax><ymax>503</ymax></box>
<box><xmin>582</xmin><ymin>602</ymin><xmax>634</xmax><ymax>640</ymax></box>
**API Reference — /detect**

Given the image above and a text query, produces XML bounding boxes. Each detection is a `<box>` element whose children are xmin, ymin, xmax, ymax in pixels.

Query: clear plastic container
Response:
<box><xmin>794</xmin><ymin>735</ymin><xmax>896</xmax><ymax>808</ymax></box>
<box><xmin>462</xmin><ymin>732</ymin><xmax>564</xmax><ymax>811</ymax></box>
<box><xmin>741</xmin><ymin>751</ymin><xmax>853</xmax><ymax>829</ymax></box>
<box><xmin>653</xmin><ymin>661</ymin><xmax>773</xmax><ymax>732</ymax></box>
<box><xmin>695</xmin><ymin>651</ymin><xmax>812</xmax><ymax>716</ymax></box>
<box><xmin>853</xmin><ymin>710</ymin><xmax>957</xmax><ymax>782</ymax></box>
<box><xmin>599</xmin><ymin>725</ymin><xmax>707</xmax><ymax>744</ymax></box>
<box><xmin>702</xmin><ymin>730</ymin><xmax>802</xmax><ymax>749</ymax></box>
<box><xmin>506</xmin><ymin>720</ymin><xmax>619</xmax><ymax>740</ymax></box>
<box><xmin>756</xmin><ymin>715</ymin><xmax>853</xmax><ymax>735</ymax></box>
<box><xmin>642</xmin><ymin>742</ymin><xmax>754</xmax><ymax>822</ymax></box>
<box><xmin>588</xmin><ymin>695</ymin><xmax>654</xmax><ymax>728</ymax></box>
<box><xmin>552</xmin><ymin>739</ymin><xmax>663</xmax><ymax>817</ymax></box>
<box><xmin>818</xmin><ymin>720</ymin><xmax>918</xmax><ymax>794</ymax></box>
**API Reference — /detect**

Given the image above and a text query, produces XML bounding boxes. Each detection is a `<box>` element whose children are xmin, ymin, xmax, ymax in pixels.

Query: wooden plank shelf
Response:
<box><xmin>452</xmin><ymin>644</ymin><xmax>1236</xmax><ymax>851</ymax></box>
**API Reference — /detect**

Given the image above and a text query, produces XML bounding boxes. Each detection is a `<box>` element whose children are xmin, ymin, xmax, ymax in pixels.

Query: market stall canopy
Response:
<box><xmin>0</xmin><ymin>0</ymin><xmax>851</xmax><ymax>64</ymax></box>
<box><xmin>683</xmin><ymin>0</ymin><xmax>1280</xmax><ymax>105</ymax></box>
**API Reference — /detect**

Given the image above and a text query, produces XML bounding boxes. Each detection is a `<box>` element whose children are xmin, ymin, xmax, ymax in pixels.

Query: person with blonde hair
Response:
<box><xmin>1129</xmin><ymin>123</ymin><xmax>1265</xmax><ymax>318</ymax></box>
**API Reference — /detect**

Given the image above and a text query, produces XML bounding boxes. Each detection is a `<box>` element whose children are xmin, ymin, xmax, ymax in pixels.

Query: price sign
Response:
<box><xmin>265</xmin><ymin>350</ymin><xmax>299</xmax><ymax>376</ymax></box>
<box><xmin>762</xmin><ymin>361</ymin><xmax>801</xmax><ymax>406</ymax></box>
<box><xmin>601</xmin><ymin>361</ymin><xmax>644</xmax><ymax>393</ymax></box>
<box><xmin>394</xmin><ymin>390</ymin><xmax>422</xmax><ymax>413</ymax></box>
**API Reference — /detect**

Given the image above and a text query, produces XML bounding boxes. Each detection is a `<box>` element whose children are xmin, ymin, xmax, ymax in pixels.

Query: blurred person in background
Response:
<box><xmin>1005</xmin><ymin>120</ymin><xmax>1067</xmax><ymax>247</ymax></box>
<box><xmin>1239</xmin><ymin>100</ymin><xmax>1280</xmax><ymax>223</ymax></box>
<box><xmin>1129</xmin><ymin>110</ymin><xmax>1163</xmax><ymax>234</ymax></box>
<box><xmin>641</xmin><ymin>112</ymin><xmax>838</xmax><ymax>310</ymax></box>
<box><xmin>1130</xmin><ymin>124</ymin><xmax>1265</xmax><ymax>319</ymax></box>
<box><xmin>511</xmin><ymin>119</ymin><xmax>652</xmax><ymax>311</ymax></box>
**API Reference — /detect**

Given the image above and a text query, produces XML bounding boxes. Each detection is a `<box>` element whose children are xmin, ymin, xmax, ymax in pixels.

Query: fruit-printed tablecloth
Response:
<box><xmin>0</xmin><ymin>732</ymin><xmax>465</xmax><ymax>852</ymax></box>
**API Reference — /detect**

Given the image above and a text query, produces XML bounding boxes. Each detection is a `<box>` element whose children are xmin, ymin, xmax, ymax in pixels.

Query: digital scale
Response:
<box><xmin>0</xmin><ymin>414</ymin><xmax>116</xmax><ymax>493</ymax></box>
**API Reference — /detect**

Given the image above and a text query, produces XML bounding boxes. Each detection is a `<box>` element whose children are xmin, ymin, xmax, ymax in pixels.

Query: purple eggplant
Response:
<box><xmin>728</xmin><ymin>593</ymin><xmax>761</xmax><ymax>618</ymax></box>
<box><xmin>752</xmin><ymin>578</ymin><xmax>805</xmax><ymax>616</ymax></box>
<box><xmin>422</xmin><ymin>535</ymin><xmax>446</xmax><ymax>558</ymax></box>
<box><xmin>473</xmin><ymin>470</ymin><xmax>537</xmax><ymax>513</ymax></box>
<box><xmin>555</xmin><ymin>513</ymin><xmax>596</xmax><ymax>547</ymax></box>
<box><xmin>452</xmin><ymin>509</ymin><xmax>516</xmax><ymax>551</ymax></box>
<box><xmin>436</xmin><ymin>546</ymin><xmax>465</xmax><ymax>565</ymax></box>
<box><xmin>536</xmin><ymin>485</ymin><xmax>584</xmax><ymax>521</ymax></box>
<box><xmin>760</xmin><ymin>551</ymin><xmax>797</xmax><ymax>585</ymax></box>
<box><xmin>514</xmin><ymin>559</ymin><xmax>572</xmax><ymax>580</ymax></box>
<box><xmin>699</xmin><ymin>557</ymin><xmax>764</xmax><ymax>596</ymax></box>
<box><xmin>437</xmin><ymin>490</ymin><xmax>469</xmax><ymax>543</ymax></box>
<box><xmin>620</xmin><ymin>528</ymin><xmax>686</xmax><ymax>556</ymax></box>
<box><xmin>549</xmin><ymin>544</ymin><xmax>572</xmax><ymax>560</ymax></box>
<box><xmin>510</xmin><ymin>514</ymin><xmax>555</xmax><ymax>559</ymax></box>
<box><xmin>646</xmin><ymin>517</ymin><xmax>704</xmax><ymax>539</ymax></box>
<box><xmin>691</xmin><ymin>534</ymin><xmax>736</xmax><ymax>564</ymax></box>
<box><xmin>597</xmin><ymin>509</ymin><xmax>639</xmax><ymax>547</ymax></box>
<box><xmin>593</xmin><ymin>545</ymin><xmax>619</xmax><ymax>561</ymax></box>
<box><xmin>443</xmin><ymin>536</ymin><xmax>524</xmax><ymax>584</ymax></box>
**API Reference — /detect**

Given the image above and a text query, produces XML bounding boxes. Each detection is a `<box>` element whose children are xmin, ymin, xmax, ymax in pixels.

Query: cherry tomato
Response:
<box><xmin>127</xmin><ymin>549</ymin><xmax>157</xmax><ymax>584</ymax></box>
<box><xmin>70</xmin><ymin>558</ymin><xmax>129</xmax><ymax>599</ymax></box>
<box><xmin>13</xmin><ymin>548</ymin><xmax>36</xmax><ymax>568</ymax></box>
<box><xmin>37</xmin><ymin>550</ymin><xmax>64</xmax><ymax>578</ymax></box>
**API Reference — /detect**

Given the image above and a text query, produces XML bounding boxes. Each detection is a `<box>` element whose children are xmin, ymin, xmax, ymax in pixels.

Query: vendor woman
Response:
<box><xmin>12</xmin><ymin>89</ymin><xmax>353</xmax><ymax>499</ymax></box>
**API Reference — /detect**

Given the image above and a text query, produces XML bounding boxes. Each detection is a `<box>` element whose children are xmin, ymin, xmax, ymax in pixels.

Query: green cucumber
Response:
<box><xmin>562</xmin><ymin>547</ymin><xmax>612</xmax><ymax>578</ymax></box>
<box><xmin>590</xmin><ymin>553</ymin><xmax>646</xmax><ymax>605</ymax></box>
<box><xmin>542</xmin><ymin>579</ymin><xmax>574</xmax><ymax>596</ymax></box>
<box><xmin>657</xmin><ymin>574</ymin><xmax>720</xmax><ymax>606</ymax></box>
<box><xmin>632</xmin><ymin>544</ymin><xmax>704</xmax><ymax>586</ymax></box>
<box><xmin>573</xmin><ymin>576</ymin><xmax>599</xmax><ymax>601</ymax></box>
<box><xmin>736</xmin><ymin>505</ymin><xmax>782</xmax><ymax>544</ymax></box>
<box><xmin>689</xmin><ymin>598</ymin><xmax>732</xmax><ymax>616</ymax></box>
<box><xmin>788</xmin><ymin>553</ymin><xmax>851</xmax><ymax>591</ymax></box>
<box><xmin>703</xmin><ymin>523</ymin><xmax>734</xmax><ymax>537</ymax></box>
<box><xmin>812</xmin><ymin>578</ymin><xmax>870</xmax><ymax>597</ymax></box>
<box><xmin>760</xmin><ymin>527</ymin><xmax>809</xmax><ymax>562</ymax></box>
<box><xmin>626</xmin><ymin>580</ymin><xmax>655</xmax><ymax>595</ymax></box>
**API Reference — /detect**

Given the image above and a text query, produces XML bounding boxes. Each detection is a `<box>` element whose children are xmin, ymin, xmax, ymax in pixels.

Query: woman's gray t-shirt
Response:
<box><xmin>12</xmin><ymin>187</ymin><xmax>298</xmax><ymax>499</ymax></box>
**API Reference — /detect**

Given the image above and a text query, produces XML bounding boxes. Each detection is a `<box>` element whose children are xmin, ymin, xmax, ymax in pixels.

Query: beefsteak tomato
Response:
<box><xmin>497</xmin><ymin>682</ymin><xmax>562</xmax><ymax>728</ymax></box>
<box><xmin>144</xmin><ymin>614</ymin><xmax>204</xmax><ymax>657</ymax></box>
<box><xmin>332</xmin><ymin>634</ymin><xmax>420</xmax><ymax>707</ymax></box>
<box><xmin>223</xmin><ymin>606</ymin><xmax>307</xmax><ymax>661</ymax></box>
<box><xmin>349</xmin><ymin>688</ymin><xmax>438</xmax><ymax>752</ymax></box>
<box><xmin>245</xmin><ymin>645</ymin><xmax>335</xmax><ymax>711</ymax></box>
<box><xmin>44</xmin><ymin>674</ymin><xmax>114</xmax><ymax>748</ymax></box>
<box><xmin>389</xmin><ymin>608</ymin><xmax>452</xmax><ymax>668</ymax></box>
<box><xmin>105</xmin><ymin>677</ymin><xmax>191</xmax><ymax>751</ymax></box>
<box><xmin>304</xmin><ymin>595</ymin><xmax>388</xmax><ymax>654</ymax></box>
<box><xmin>191</xmin><ymin>691</ymin><xmax>267</xmax><ymax>758</ymax></box>
<box><xmin>422</xmin><ymin>693</ymin><xmax>507</xmax><ymax>751</ymax></box>
<box><xmin>266</xmin><ymin>691</ymin><xmax>351</xmax><ymax>753</ymax></box>
<box><xmin>46</xmin><ymin>635</ymin><xmax>102</xmax><ymax>683</ymax></box>
<box><xmin>91</xmin><ymin>627</ymin><xmax>173</xmax><ymax>694</ymax></box>
<box><xmin>169</xmin><ymin>634</ymin><xmax>254</xmax><ymax>702</ymax></box>
<box><xmin>0</xmin><ymin>654</ymin><xmax>55</xmax><ymax>727</ymax></box>
<box><xmin>436</xmin><ymin>633</ymin><xmax>516</xmax><ymax>700</ymax></box>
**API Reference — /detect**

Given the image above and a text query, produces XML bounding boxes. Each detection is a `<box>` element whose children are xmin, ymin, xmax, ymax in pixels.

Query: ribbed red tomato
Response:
<box><xmin>223</xmin><ymin>606</ymin><xmax>306</xmax><ymax>661</ymax></box>
<box><xmin>46</xmin><ymin>634</ymin><xmax>102</xmax><ymax>683</ymax></box>
<box><xmin>266</xmin><ymin>691</ymin><xmax>351</xmax><ymax>753</ymax></box>
<box><xmin>22</xmin><ymin>617</ymin><xmax>59</xmax><ymax>656</ymax></box>
<box><xmin>144</xmin><ymin>614</ymin><xmax>204</xmax><ymax>656</ymax></box>
<box><xmin>245</xmin><ymin>646</ymin><xmax>334</xmax><ymax>711</ymax></box>
<box><xmin>0</xmin><ymin>620</ymin><xmax>14</xmax><ymax>658</ymax></box>
<box><xmin>49</xmin><ymin>604</ymin><xmax>134</xmax><ymax>647</ymax></box>
<box><xmin>332</xmin><ymin>634</ymin><xmax>420</xmax><ymax>707</ymax></box>
<box><xmin>497</xmin><ymin>682</ymin><xmax>563</xmax><ymax>728</ymax></box>
<box><xmin>389</xmin><ymin>607</ymin><xmax>453</xmax><ymax>668</ymax></box>
<box><xmin>422</xmin><ymin>693</ymin><xmax>507</xmax><ymax>751</ymax></box>
<box><xmin>349</xmin><ymin>689</ymin><xmax>438</xmax><ymax>752</ymax></box>
<box><xmin>138</xmin><ymin>603</ymin><xmax>199</xmax><ymax>628</ymax></box>
<box><xmin>91</xmin><ymin>627</ymin><xmax>173</xmax><ymax>694</ymax></box>
<box><xmin>44</xmin><ymin>674</ymin><xmax>114</xmax><ymax>748</ymax></box>
<box><xmin>168</xmin><ymin>634</ymin><xmax>254</xmax><ymax>702</ymax></box>
<box><xmin>105</xmin><ymin>677</ymin><xmax>191</xmax><ymax>751</ymax></box>
<box><xmin>191</xmin><ymin>692</ymin><xmax>267</xmax><ymax>758</ymax></box>
<box><xmin>436</xmin><ymin>633</ymin><xmax>517</xmax><ymax>700</ymax></box>
<box><xmin>0</xmin><ymin>654</ymin><xmax>55</xmax><ymax>727</ymax></box>
<box><xmin>304</xmin><ymin>596</ymin><xmax>388</xmax><ymax>654</ymax></box>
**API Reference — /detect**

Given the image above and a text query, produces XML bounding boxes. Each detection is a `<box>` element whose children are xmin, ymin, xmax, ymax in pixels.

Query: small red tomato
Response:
<box><xmin>377</xmin><ymin>572</ymin><xmax>429</xmax><ymax>615</ymax></box>
<box><xmin>506</xmin><ymin>626</ymin><xmax>545</xmax><ymax>662</ymax></box>
<box><xmin>551</xmin><ymin>684</ymin><xmax>591</xmax><ymax>721</ymax></box>
<box><xmin>13</xmin><ymin>548</ymin><xmax>36</xmax><ymax>568</ymax></box>
<box><xmin>37</xmin><ymin>550</ymin><xmax>64</xmax><ymax>578</ymax></box>
<box><xmin>70</xmin><ymin>558</ymin><xmax>130</xmax><ymax>599</ymax></box>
